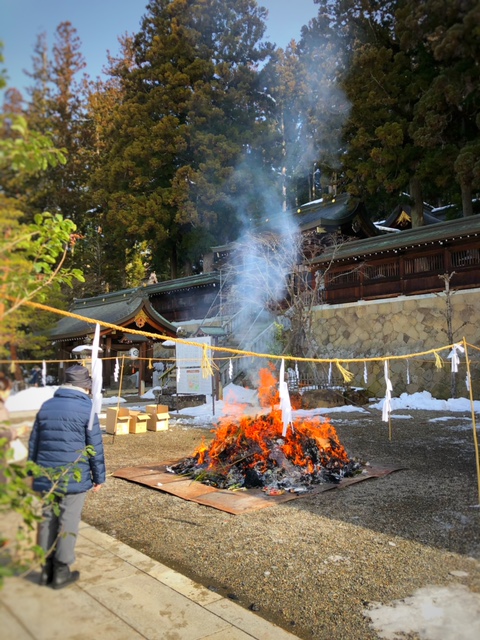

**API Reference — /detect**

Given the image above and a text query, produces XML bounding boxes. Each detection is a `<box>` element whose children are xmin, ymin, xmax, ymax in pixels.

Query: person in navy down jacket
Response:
<box><xmin>28</xmin><ymin>364</ymin><xmax>106</xmax><ymax>589</ymax></box>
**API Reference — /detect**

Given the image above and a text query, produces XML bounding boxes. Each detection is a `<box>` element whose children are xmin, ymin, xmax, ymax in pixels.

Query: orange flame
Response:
<box><xmin>185</xmin><ymin>367</ymin><xmax>353</xmax><ymax>488</ymax></box>
<box><xmin>258</xmin><ymin>364</ymin><xmax>279</xmax><ymax>408</ymax></box>
<box><xmin>197</xmin><ymin>410</ymin><xmax>349</xmax><ymax>472</ymax></box>
<box><xmin>194</xmin><ymin>438</ymin><xmax>209</xmax><ymax>465</ymax></box>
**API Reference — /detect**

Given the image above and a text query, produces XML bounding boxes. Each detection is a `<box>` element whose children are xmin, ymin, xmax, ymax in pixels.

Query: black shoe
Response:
<box><xmin>39</xmin><ymin>559</ymin><xmax>54</xmax><ymax>586</ymax></box>
<box><xmin>51</xmin><ymin>562</ymin><xmax>80</xmax><ymax>590</ymax></box>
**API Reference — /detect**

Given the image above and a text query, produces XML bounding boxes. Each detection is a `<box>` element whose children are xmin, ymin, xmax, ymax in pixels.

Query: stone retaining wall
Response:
<box><xmin>311</xmin><ymin>288</ymin><xmax>480</xmax><ymax>399</ymax></box>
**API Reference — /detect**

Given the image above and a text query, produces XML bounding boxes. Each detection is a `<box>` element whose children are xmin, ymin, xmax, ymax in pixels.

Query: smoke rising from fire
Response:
<box><xmin>217</xmin><ymin>24</ymin><xmax>350</xmax><ymax>383</ymax></box>
<box><xmin>293</xmin><ymin>15</ymin><xmax>352</xmax><ymax>173</ymax></box>
<box><xmin>223</xmin><ymin>156</ymin><xmax>299</xmax><ymax>383</ymax></box>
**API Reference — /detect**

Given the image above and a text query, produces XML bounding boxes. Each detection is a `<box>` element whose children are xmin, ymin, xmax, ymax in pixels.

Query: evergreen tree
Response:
<box><xmin>0</xmin><ymin>113</ymin><xmax>83</xmax><ymax>365</ymax></box>
<box><xmin>399</xmin><ymin>0</ymin><xmax>480</xmax><ymax>216</ymax></box>
<box><xmin>90</xmin><ymin>0</ymin><xmax>273</xmax><ymax>281</ymax></box>
<box><xmin>263</xmin><ymin>42</ymin><xmax>311</xmax><ymax>210</ymax></box>
<box><xmin>2</xmin><ymin>88</ymin><xmax>24</xmax><ymax>115</ymax></box>
<box><xmin>297</xmin><ymin>6</ymin><xmax>353</xmax><ymax>201</ymax></box>
<box><xmin>312</xmin><ymin>0</ymin><xmax>479</xmax><ymax>222</ymax></box>
<box><xmin>4</xmin><ymin>23</ymin><xmax>102</xmax><ymax>296</ymax></box>
<box><xmin>82</xmin><ymin>35</ymin><xmax>151</xmax><ymax>291</ymax></box>
<box><xmin>24</xmin><ymin>31</ymin><xmax>51</xmax><ymax>134</ymax></box>
<box><xmin>326</xmin><ymin>0</ymin><xmax>432</xmax><ymax>224</ymax></box>
<box><xmin>23</xmin><ymin>23</ymin><xmax>93</xmax><ymax>226</ymax></box>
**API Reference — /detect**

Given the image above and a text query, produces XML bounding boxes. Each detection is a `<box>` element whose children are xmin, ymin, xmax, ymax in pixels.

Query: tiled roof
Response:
<box><xmin>50</xmin><ymin>292</ymin><xmax>176</xmax><ymax>341</ymax></box>
<box><xmin>312</xmin><ymin>214</ymin><xmax>480</xmax><ymax>265</ymax></box>
<box><xmin>50</xmin><ymin>273</ymin><xmax>222</xmax><ymax>340</ymax></box>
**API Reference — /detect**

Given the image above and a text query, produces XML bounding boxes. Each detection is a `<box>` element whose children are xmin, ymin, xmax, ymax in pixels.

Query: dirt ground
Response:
<box><xmin>81</xmin><ymin>408</ymin><xmax>480</xmax><ymax>639</ymax></box>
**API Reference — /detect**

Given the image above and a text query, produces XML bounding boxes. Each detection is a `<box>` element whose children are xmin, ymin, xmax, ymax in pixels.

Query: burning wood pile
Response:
<box><xmin>169</xmin><ymin>367</ymin><xmax>362</xmax><ymax>493</ymax></box>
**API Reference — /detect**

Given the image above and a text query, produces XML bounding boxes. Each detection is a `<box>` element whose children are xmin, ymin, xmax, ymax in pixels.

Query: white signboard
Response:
<box><xmin>176</xmin><ymin>337</ymin><xmax>213</xmax><ymax>395</ymax></box>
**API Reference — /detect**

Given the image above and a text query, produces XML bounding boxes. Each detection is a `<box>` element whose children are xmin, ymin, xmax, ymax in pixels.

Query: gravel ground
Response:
<box><xmin>81</xmin><ymin>408</ymin><xmax>480</xmax><ymax>639</ymax></box>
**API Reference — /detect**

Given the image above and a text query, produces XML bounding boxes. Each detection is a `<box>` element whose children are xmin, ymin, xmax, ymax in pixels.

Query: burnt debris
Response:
<box><xmin>168</xmin><ymin>412</ymin><xmax>362</xmax><ymax>492</ymax></box>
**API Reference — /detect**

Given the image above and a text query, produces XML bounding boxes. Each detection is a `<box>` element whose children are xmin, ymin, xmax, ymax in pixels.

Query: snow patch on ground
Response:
<box><xmin>6</xmin><ymin>386</ymin><xmax>56</xmax><ymax>411</ymax></box>
<box><xmin>5</xmin><ymin>386</ymin><xmax>125</xmax><ymax>412</ymax></box>
<box><xmin>6</xmin><ymin>384</ymin><xmax>480</xmax><ymax>425</ymax></box>
<box><xmin>371</xmin><ymin>390</ymin><xmax>480</xmax><ymax>412</ymax></box>
<box><xmin>102</xmin><ymin>396</ymin><xmax>126</xmax><ymax>405</ymax></box>
<box><xmin>364</xmin><ymin>584</ymin><xmax>480</xmax><ymax>640</ymax></box>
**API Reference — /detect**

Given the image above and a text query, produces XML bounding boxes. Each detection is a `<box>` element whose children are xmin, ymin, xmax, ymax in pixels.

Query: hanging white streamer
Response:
<box><xmin>42</xmin><ymin>360</ymin><xmax>47</xmax><ymax>387</ymax></box>
<box><xmin>466</xmin><ymin>371</ymin><xmax>471</xmax><ymax>392</ymax></box>
<box><xmin>406</xmin><ymin>360</ymin><xmax>410</xmax><ymax>385</ymax></box>
<box><xmin>295</xmin><ymin>362</ymin><xmax>299</xmax><ymax>379</ymax></box>
<box><xmin>448</xmin><ymin>343</ymin><xmax>465</xmax><ymax>374</ymax></box>
<box><xmin>88</xmin><ymin>323</ymin><xmax>103</xmax><ymax>430</ymax></box>
<box><xmin>279</xmin><ymin>359</ymin><xmax>293</xmax><ymax>437</ymax></box>
<box><xmin>382</xmin><ymin>361</ymin><xmax>393</xmax><ymax>423</ymax></box>
<box><xmin>229</xmin><ymin>358</ymin><xmax>233</xmax><ymax>380</ymax></box>
<box><xmin>328</xmin><ymin>362</ymin><xmax>332</xmax><ymax>385</ymax></box>
<box><xmin>114</xmin><ymin>358</ymin><xmax>120</xmax><ymax>383</ymax></box>
<box><xmin>363</xmin><ymin>361</ymin><xmax>368</xmax><ymax>384</ymax></box>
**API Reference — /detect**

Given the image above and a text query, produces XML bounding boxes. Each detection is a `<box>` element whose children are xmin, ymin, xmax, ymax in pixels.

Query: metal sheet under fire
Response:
<box><xmin>112</xmin><ymin>463</ymin><xmax>405</xmax><ymax>515</ymax></box>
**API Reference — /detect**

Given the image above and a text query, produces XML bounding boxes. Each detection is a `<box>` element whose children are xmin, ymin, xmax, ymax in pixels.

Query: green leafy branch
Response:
<box><xmin>0</xmin><ymin>115</ymin><xmax>67</xmax><ymax>174</ymax></box>
<box><xmin>0</xmin><ymin>212</ymin><xmax>85</xmax><ymax>320</ymax></box>
<box><xmin>0</xmin><ymin>113</ymin><xmax>85</xmax><ymax>325</ymax></box>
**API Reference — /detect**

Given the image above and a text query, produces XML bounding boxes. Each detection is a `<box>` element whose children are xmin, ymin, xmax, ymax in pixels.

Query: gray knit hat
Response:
<box><xmin>64</xmin><ymin>364</ymin><xmax>92</xmax><ymax>389</ymax></box>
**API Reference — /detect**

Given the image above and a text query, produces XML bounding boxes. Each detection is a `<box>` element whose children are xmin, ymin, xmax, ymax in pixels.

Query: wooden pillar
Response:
<box><xmin>145</xmin><ymin>343</ymin><xmax>153</xmax><ymax>385</ymax></box>
<box><xmin>139</xmin><ymin>342</ymin><xmax>146</xmax><ymax>394</ymax></box>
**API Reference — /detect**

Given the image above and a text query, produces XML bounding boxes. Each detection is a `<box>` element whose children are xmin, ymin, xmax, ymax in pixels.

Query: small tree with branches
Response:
<box><xmin>437</xmin><ymin>272</ymin><xmax>471</xmax><ymax>398</ymax></box>
<box><xmin>0</xmin><ymin>114</ymin><xmax>85</xmax><ymax>370</ymax></box>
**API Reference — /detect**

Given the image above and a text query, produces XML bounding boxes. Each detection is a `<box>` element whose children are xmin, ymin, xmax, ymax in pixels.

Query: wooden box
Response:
<box><xmin>128</xmin><ymin>410</ymin><xmax>149</xmax><ymax>434</ymax></box>
<box><xmin>105</xmin><ymin>407</ymin><xmax>131</xmax><ymax>435</ymax></box>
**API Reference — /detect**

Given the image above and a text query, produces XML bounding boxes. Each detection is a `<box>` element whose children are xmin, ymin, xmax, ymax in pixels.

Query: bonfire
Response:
<box><xmin>170</xmin><ymin>367</ymin><xmax>361</xmax><ymax>492</ymax></box>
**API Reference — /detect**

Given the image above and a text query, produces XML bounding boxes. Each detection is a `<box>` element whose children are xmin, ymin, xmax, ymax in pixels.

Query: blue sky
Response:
<box><xmin>1</xmin><ymin>0</ymin><xmax>319</xmax><ymax>95</ymax></box>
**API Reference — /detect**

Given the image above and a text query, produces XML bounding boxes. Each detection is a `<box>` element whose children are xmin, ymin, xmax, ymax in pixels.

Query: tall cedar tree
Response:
<box><xmin>263</xmin><ymin>43</ymin><xmax>313</xmax><ymax>210</ymax></box>
<box><xmin>89</xmin><ymin>0</ymin><xmax>273</xmax><ymax>282</ymax></box>
<box><xmin>254</xmin><ymin>19</ymin><xmax>351</xmax><ymax>212</ymax></box>
<box><xmin>397</xmin><ymin>0</ymin><xmax>480</xmax><ymax>216</ymax></box>
<box><xmin>321</xmin><ymin>0</ymin><xmax>433</xmax><ymax>225</ymax></box>
<box><xmin>20</xmin><ymin>24</ymin><xmax>95</xmax><ymax>230</ymax></box>
<box><xmin>0</xmin><ymin>114</ymin><xmax>83</xmax><ymax>367</ymax></box>
<box><xmin>0</xmin><ymin>33</ymin><xmax>89</xmax><ymax>360</ymax></box>
<box><xmin>6</xmin><ymin>23</ymin><xmax>103</xmax><ymax>298</ymax></box>
<box><xmin>314</xmin><ymin>0</ymin><xmax>479</xmax><ymax>223</ymax></box>
<box><xmin>75</xmin><ymin>36</ymin><xmax>139</xmax><ymax>295</ymax></box>
<box><xmin>296</xmin><ymin>9</ymin><xmax>352</xmax><ymax>200</ymax></box>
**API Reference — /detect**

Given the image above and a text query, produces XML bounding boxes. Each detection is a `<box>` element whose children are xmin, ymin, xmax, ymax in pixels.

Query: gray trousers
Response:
<box><xmin>38</xmin><ymin>492</ymin><xmax>87</xmax><ymax>566</ymax></box>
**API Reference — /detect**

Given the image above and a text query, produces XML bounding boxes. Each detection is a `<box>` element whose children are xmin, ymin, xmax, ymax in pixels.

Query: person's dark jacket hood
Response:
<box><xmin>28</xmin><ymin>386</ymin><xmax>106</xmax><ymax>494</ymax></box>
